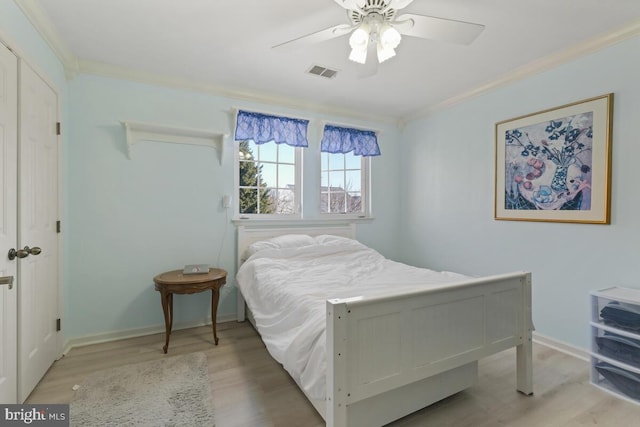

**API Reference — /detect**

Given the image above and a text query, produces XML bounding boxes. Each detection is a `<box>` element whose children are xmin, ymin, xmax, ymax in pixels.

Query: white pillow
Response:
<box><xmin>244</xmin><ymin>234</ymin><xmax>316</xmax><ymax>260</ymax></box>
<box><xmin>244</xmin><ymin>240</ymin><xmax>278</xmax><ymax>259</ymax></box>
<box><xmin>314</xmin><ymin>234</ymin><xmax>355</xmax><ymax>245</ymax></box>
<box><xmin>269</xmin><ymin>234</ymin><xmax>316</xmax><ymax>248</ymax></box>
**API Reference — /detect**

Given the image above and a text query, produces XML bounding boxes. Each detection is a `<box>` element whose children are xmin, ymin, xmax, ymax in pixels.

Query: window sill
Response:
<box><xmin>231</xmin><ymin>217</ymin><xmax>374</xmax><ymax>227</ymax></box>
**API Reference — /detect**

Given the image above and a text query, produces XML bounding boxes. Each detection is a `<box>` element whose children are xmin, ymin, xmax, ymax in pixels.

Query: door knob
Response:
<box><xmin>8</xmin><ymin>247</ymin><xmax>28</xmax><ymax>260</ymax></box>
<box><xmin>0</xmin><ymin>275</ymin><xmax>13</xmax><ymax>290</ymax></box>
<box><xmin>7</xmin><ymin>246</ymin><xmax>41</xmax><ymax>261</ymax></box>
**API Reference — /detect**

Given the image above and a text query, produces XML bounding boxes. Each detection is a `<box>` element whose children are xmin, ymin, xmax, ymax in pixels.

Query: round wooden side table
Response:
<box><xmin>153</xmin><ymin>268</ymin><xmax>227</xmax><ymax>353</ymax></box>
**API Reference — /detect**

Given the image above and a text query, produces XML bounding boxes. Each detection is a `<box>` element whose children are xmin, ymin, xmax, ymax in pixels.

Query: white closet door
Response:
<box><xmin>18</xmin><ymin>61</ymin><xmax>59</xmax><ymax>403</ymax></box>
<box><xmin>0</xmin><ymin>42</ymin><xmax>18</xmax><ymax>404</ymax></box>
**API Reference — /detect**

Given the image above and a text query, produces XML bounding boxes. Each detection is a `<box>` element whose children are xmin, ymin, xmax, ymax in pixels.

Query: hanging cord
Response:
<box><xmin>216</xmin><ymin>203</ymin><xmax>229</xmax><ymax>267</ymax></box>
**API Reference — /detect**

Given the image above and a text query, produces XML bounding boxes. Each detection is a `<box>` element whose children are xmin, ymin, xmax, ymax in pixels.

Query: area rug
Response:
<box><xmin>70</xmin><ymin>352</ymin><xmax>214</xmax><ymax>426</ymax></box>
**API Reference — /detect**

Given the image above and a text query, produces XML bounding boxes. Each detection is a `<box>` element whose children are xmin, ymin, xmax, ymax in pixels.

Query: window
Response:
<box><xmin>237</xmin><ymin>140</ymin><xmax>301</xmax><ymax>217</ymax></box>
<box><xmin>233</xmin><ymin>110</ymin><xmax>307</xmax><ymax>218</ymax></box>
<box><xmin>319</xmin><ymin>124</ymin><xmax>378</xmax><ymax>218</ymax></box>
<box><xmin>320</xmin><ymin>151</ymin><xmax>369</xmax><ymax>216</ymax></box>
<box><xmin>233</xmin><ymin>112</ymin><xmax>378</xmax><ymax>220</ymax></box>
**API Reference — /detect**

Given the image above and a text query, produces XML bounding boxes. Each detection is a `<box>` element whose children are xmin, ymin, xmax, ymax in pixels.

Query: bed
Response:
<box><xmin>235</xmin><ymin>223</ymin><xmax>533</xmax><ymax>427</ymax></box>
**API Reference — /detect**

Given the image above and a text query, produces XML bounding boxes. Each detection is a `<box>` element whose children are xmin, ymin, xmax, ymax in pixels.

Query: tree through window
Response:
<box><xmin>237</xmin><ymin>140</ymin><xmax>299</xmax><ymax>216</ymax></box>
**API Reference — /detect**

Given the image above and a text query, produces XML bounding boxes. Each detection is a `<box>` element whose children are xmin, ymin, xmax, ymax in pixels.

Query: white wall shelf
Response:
<box><xmin>122</xmin><ymin>121</ymin><xmax>226</xmax><ymax>163</ymax></box>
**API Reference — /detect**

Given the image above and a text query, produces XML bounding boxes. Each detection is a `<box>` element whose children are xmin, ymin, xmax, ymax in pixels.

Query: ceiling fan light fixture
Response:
<box><xmin>349</xmin><ymin>23</ymin><xmax>370</xmax><ymax>64</ymax></box>
<box><xmin>349</xmin><ymin>25</ymin><xmax>370</xmax><ymax>50</ymax></box>
<box><xmin>349</xmin><ymin>47</ymin><xmax>368</xmax><ymax>64</ymax></box>
<box><xmin>376</xmin><ymin>44</ymin><xmax>396</xmax><ymax>63</ymax></box>
<box><xmin>277</xmin><ymin>0</ymin><xmax>485</xmax><ymax>74</ymax></box>
<box><xmin>379</xmin><ymin>23</ymin><xmax>401</xmax><ymax>49</ymax></box>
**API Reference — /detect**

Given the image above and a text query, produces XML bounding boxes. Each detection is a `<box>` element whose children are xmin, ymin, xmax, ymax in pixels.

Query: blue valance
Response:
<box><xmin>234</xmin><ymin>110</ymin><xmax>309</xmax><ymax>147</ymax></box>
<box><xmin>320</xmin><ymin>124</ymin><xmax>381</xmax><ymax>157</ymax></box>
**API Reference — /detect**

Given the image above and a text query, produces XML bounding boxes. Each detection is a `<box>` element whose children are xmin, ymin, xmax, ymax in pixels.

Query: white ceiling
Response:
<box><xmin>21</xmin><ymin>0</ymin><xmax>640</xmax><ymax>122</ymax></box>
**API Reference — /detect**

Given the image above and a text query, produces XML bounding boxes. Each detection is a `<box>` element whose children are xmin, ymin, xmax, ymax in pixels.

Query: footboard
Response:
<box><xmin>326</xmin><ymin>271</ymin><xmax>533</xmax><ymax>427</ymax></box>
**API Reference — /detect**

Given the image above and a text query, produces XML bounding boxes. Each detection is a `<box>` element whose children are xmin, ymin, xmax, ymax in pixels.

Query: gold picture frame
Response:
<box><xmin>495</xmin><ymin>93</ymin><xmax>613</xmax><ymax>224</ymax></box>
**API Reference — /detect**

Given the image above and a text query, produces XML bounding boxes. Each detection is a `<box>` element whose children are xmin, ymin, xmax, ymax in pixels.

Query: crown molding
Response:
<box><xmin>13</xmin><ymin>0</ymin><xmax>78</xmax><ymax>77</ymax></box>
<box><xmin>401</xmin><ymin>19</ymin><xmax>640</xmax><ymax>125</ymax></box>
<box><xmin>15</xmin><ymin>0</ymin><xmax>639</xmax><ymax>128</ymax></box>
<box><xmin>13</xmin><ymin>0</ymin><xmax>397</xmax><ymax>126</ymax></box>
<box><xmin>77</xmin><ymin>58</ymin><xmax>398</xmax><ymax>125</ymax></box>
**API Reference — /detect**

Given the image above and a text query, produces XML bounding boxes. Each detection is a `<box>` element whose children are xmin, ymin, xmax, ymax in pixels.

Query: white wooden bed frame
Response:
<box><xmin>236</xmin><ymin>223</ymin><xmax>533</xmax><ymax>427</ymax></box>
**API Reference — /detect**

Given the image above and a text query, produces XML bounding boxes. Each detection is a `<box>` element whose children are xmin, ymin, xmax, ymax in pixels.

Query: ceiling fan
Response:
<box><xmin>274</xmin><ymin>0</ymin><xmax>485</xmax><ymax>67</ymax></box>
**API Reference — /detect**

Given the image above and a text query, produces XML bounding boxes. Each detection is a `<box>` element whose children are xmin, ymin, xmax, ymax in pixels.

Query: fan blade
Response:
<box><xmin>388</xmin><ymin>0</ymin><xmax>416</xmax><ymax>10</ymax></box>
<box><xmin>394</xmin><ymin>13</ymin><xmax>484</xmax><ymax>45</ymax></box>
<box><xmin>333</xmin><ymin>0</ymin><xmax>366</xmax><ymax>10</ymax></box>
<box><xmin>272</xmin><ymin>24</ymin><xmax>354</xmax><ymax>50</ymax></box>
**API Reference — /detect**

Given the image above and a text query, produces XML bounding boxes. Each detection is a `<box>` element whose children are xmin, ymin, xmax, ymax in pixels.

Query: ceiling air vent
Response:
<box><xmin>307</xmin><ymin>65</ymin><xmax>338</xmax><ymax>79</ymax></box>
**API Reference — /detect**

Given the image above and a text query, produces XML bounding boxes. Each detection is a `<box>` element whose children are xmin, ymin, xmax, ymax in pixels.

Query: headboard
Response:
<box><xmin>235</xmin><ymin>222</ymin><xmax>356</xmax><ymax>321</ymax></box>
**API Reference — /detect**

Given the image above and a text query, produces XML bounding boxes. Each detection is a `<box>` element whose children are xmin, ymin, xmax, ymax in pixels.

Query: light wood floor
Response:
<box><xmin>27</xmin><ymin>321</ymin><xmax>640</xmax><ymax>426</ymax></box>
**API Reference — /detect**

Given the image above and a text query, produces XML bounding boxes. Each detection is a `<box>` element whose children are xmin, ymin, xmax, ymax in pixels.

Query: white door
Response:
<box><xmin>0</xmin><ymin>42</ymin><xmax>18</xmax><ymax>404</ymax></box>
<box><xmin>18</xmin><ymin>61</ymin><xmax>59</xmax><ymax>402</ymax></box>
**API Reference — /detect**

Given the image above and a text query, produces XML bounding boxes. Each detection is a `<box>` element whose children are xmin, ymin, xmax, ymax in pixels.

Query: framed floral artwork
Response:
<box><xmin>495</xmin><ymin>94</ymin><xmax>613</xmax><ymax>224</ymax></box>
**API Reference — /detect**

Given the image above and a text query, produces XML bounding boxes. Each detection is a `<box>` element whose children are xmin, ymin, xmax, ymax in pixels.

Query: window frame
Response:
<box><xmin>234</xmin><ymin>140</ymin><xmax>303</xmax><ymax>220</ymax></box>
<box><xmin>319</xmin><ymin>152</ymin><xmax>371</xmax><ymax>219</ymax></box>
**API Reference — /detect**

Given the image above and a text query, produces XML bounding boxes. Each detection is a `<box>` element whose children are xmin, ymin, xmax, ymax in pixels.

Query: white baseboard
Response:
<box><xmin>533</xmin><ymin>332</ymin><xmax>589</xmax><ymax>361</ymax></box>
<box><xmin>62</xmin><ymin>313</ymin><xmax>237</xmax><ymax>355</ymax></box>
<box><xmin>62</xmin><ymin>317</ymin><xmax>588</xmax><ymax>364</ymax></box>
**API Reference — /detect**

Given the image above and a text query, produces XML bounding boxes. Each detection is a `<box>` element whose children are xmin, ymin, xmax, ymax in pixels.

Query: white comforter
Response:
<box><xmin>235</xmin><ymin>235</ymin><xmax>469</xmax><ymax>400</ymax></box>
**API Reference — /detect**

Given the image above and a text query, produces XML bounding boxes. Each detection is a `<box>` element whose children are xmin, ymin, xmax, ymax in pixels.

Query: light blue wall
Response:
<box><xmin>11</xmin><ymin>0</ymin><xmax>637</xmax><ymax>351</ymax></box>
<box><xmin>400</xmin><ymin>36</ymin><xmax>640</xmax><ymax>350</ymax></box>
<box><xmin>2</xmin><ymin>0</ymin><xmax>402</xmax><ymax>342</ymax></box>
<box><xmin>0</xmin><ymin>2</ymin><xmax>65</xmax><ymax>83</ymax></box>
<box><xmin>66</xmin><ymin>74</ymin><xmax>402</xmax><ymax>339</ymax></box>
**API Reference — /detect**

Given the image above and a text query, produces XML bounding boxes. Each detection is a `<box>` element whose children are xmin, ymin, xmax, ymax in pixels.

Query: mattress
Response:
<box><xmin>235</xmin><ymin>234</ymin><xmax>470</xmax><ymax>400</ymax></box>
